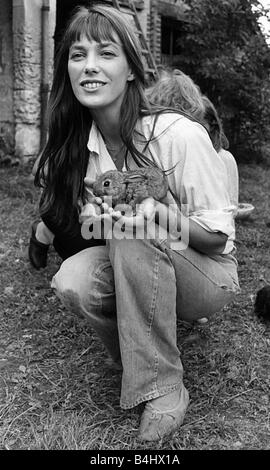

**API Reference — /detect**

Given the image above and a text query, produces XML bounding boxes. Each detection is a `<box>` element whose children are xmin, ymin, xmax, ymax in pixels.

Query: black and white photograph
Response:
<box><xmin>0</xmin><ymin>0</ymin><xmax>269</xmax><ymax>457</ymax></box>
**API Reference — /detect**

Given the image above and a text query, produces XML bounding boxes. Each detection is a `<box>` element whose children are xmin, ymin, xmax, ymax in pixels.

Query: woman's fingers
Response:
<box><xmin>84</xmin><ymin>177</ymin><xmax>95</xmax><ymax>187</ymax></box>
<box><xmin>84</xmin><ymin>177</ymin><xmax>103</xmax><ymax>204</ymax></box>
<box><xmin>138</xmin><ymin>197</ymin><xmax>156</xmax><ymax>219</ymax></box>
<box><xmin>101</xmin><ymin>202</ymin><xmax>111</xmax><ymax>213</ymax></box>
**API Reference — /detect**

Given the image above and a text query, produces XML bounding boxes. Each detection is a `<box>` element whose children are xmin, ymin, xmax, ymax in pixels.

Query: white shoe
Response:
<box><xmin>138</xmin><ymin>386</ymin><xmax>189</xmax><ymax>442</ymax></box>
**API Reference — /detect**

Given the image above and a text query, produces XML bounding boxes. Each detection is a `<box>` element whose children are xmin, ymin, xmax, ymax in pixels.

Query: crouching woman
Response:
<box><xmin>36</xmin><ymin>4</ymin><xmax>240</xmax><ymax>442</ymax></box>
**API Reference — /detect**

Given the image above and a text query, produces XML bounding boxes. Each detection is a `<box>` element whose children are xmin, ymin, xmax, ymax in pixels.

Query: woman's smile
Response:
<box><xmin>80</xmin><ymin>80</ymin><xmax>106</xmax><ymax>91</ymax></box>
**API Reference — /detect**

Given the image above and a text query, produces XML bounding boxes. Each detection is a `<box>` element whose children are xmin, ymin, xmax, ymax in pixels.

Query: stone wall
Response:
<box><xmin>1</xmin><ymin>0</ymin><xmax>188</xmax><ymax>161</ymax></box>
<box><xmin>149</xmin><ymin>0</ymin><xmax>162</xmax><ymax>64</ymax></box>
<box><xmin>12</xmin><ymin>0</ymin><xmax>56</xmax><ymax>160</ymax></box>
<box><xmin>137</xmin><ymin>0</ymin><xmax>150</xmax><ymax>44</ymax></box>
<box><xmin>0</xmin><ymin>0</ymin><xmax>14</xmax><ymax>160</ymax></box>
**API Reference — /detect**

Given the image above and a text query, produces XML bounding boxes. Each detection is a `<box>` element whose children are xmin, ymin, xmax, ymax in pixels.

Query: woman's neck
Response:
<box><xmin>91</xmin><ymin>108</ymin><xmax>122</xmax><ymax>148</ymax></box>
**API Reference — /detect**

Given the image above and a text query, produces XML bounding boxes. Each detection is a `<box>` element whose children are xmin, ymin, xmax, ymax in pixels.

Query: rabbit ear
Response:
<box><xmin>123</xmin><ymin>173</ymin><xmax>147</xmax><ymax>184</ymax></box>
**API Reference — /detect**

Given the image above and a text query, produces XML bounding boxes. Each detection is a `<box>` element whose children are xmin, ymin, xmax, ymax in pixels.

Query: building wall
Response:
<box><xmin>149</xmin><ymin>0</ymin><xmax>162</xmax><ymax>64</ymax></box>
<box><xmin>12</xmin><ymin>0</ymin><xmax>56</xmax><ymax>160</ymax></box>
<box><xmin>150</xmin><ymin>0</ymin><xmax>189</xmax><ymax>65</ymax></box>
<box><xmin>0</xmin><ymin>0</ymin><xmax>14</xmax><ymax>156</ymax></box>
<box><xmin>137</xmin><ymin>0</ymin><xmax>151</xmax><ymax>44</ymax></box>
<box><xmin>0</xmin><ymin>0</ymin><xmax>187</xmax><ymax>161</ymax></box>
<box><xmin>11</xmin><ymin>0</ymin><xmax>146</xmax><ymax>161</ymax></box>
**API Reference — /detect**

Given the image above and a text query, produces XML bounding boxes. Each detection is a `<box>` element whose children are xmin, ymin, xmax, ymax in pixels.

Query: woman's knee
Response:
<box><xmin>52</xmin><ymin>255</ymin><xmax>84</xmax><ymax>296</ymax></box>
<box><xmin>170</xmin><ymin>248</ymin><xmax>239</xmax><ymax>321</ymax></box>
<box><xmin>49</xmin><ymin>256</ymin><xmax>85</xmax><ymax>318</ymax></box>
<box><xmin>51</xmin><ymin>246</ymin><xmax>107</xmax><ymax>296</ymax></box>
<box><xmin>51</xmin><ymin>246</ymin><xmax>114</xmax><ymax>314</ymax></box>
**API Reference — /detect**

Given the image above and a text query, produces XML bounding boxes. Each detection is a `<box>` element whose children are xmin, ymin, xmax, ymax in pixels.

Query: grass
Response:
<box><xmin>0</xmin><ymin>163</ymin><xmax>269</xmax><ymax>450</ymax></box>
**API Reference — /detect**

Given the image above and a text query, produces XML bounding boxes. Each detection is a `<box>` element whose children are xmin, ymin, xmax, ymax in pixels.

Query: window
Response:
<box><xmin>161</xmin><ymin>16</ymin><xmax>183</xmax><ymax>57</ymax></box>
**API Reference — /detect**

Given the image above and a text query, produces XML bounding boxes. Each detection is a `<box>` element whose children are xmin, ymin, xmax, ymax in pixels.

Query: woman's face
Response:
<box><xmin>68</xmin><ymin>33</ymin><xmax>134</xmax><ymax>117</ymax></box>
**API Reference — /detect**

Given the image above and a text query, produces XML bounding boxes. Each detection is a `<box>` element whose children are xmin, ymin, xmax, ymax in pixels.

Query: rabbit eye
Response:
<box><xmin>103</xmin><ymin>180</ymin><xmax>111</xmax><ymax>187</ymax></box>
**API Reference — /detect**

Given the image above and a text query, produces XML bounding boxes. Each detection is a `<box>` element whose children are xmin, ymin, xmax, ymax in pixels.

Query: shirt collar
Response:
<box><xmin>87</xmin><ymin>120</ymin><xmax>102</xmax><ymax>155</ymax></box>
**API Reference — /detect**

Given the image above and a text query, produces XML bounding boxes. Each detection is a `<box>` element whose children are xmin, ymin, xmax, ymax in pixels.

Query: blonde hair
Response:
<box><xmin>146</xmin><ymin>68</ymin><xmax>205</xmax><ymax>121</ymax></box>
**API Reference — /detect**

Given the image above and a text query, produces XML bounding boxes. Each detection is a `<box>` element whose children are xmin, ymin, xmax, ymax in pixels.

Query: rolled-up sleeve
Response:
<box><xmin>168</xmin><ymin>119</ymin><xmax>235</xmax><ymax>239</ymax></box>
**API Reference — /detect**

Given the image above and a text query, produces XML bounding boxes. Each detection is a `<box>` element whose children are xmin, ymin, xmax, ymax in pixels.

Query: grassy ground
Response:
<box><xmin>0</xmin><ymin>163</ymin><xmax>269</xmax><ymax>451</ymax></box>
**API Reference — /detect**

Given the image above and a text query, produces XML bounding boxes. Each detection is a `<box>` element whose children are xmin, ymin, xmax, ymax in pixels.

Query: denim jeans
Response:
<box><xmin>51</xmin><ymin>238</ymin><xmax>239</xmax><ymax>409</ymax></box>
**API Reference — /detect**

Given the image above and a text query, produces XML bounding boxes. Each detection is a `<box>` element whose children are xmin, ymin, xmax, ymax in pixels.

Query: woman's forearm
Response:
<box><xmin>155</xmin><ymin>202</ymin><xmax>228</xmax><ymax>255</ymax></box>
<box><xmin>187</xmin><ymin>218</ymin><xmax>228</xmax><ymax>254</ymax></box>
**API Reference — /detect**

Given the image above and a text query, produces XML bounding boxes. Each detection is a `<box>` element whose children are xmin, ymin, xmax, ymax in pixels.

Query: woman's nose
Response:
<box><xmin>84</xmin><ymin>53</ymin><xmax>100</xmax><ymax>74</ymax></box>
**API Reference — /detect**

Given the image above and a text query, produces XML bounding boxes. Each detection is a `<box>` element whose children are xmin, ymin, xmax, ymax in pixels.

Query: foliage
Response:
<box><xmin>172</xmin><ymin>0</ymin><xmax>270</xmax><ymax>162</ymax></box>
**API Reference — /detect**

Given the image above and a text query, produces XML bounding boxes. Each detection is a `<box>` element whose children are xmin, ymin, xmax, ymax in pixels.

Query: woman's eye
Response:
<box><xmin>101</xmin><ymin>50</ymin><xmax>116</xmax><ymax>57</ymax></box>
<box><xmin>70</xmin><ymin>52</ymin><xmax>84</xmax><ymax>60</ymax></box>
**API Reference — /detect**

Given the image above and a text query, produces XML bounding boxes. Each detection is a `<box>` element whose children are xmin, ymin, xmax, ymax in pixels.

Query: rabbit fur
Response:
<box><xmin>92</xmin><ymin>167</ymin><xmax>169</xmax><ymax>212</ymax></box>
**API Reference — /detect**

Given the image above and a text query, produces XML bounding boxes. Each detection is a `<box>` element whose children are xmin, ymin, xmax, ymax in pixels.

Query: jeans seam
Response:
<box><xmin>147</xmin><ymin>250</ymin><xmax>162</xmax><ymax>393</ymax></box>
<box><xmin>146</xmin><ymin>250</ymin><xmax>160</xmax><ymax>337</ymax></box>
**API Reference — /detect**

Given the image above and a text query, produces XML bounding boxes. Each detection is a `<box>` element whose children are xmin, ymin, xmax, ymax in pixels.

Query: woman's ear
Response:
<box><xmin>127</xmin><ymin>70</ymin><xmax>135</xmax><ymax>82</ymax></box>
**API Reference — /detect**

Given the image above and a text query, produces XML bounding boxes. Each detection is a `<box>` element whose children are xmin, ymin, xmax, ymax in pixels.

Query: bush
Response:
<box><xmin>173</xmin><ymin>0</ymin><xmax>270</xmax><ymax>163</ymax></box>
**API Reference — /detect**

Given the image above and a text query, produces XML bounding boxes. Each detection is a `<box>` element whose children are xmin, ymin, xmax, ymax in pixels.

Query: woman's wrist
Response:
<box><xmin>155</xmin><ymin>201</ymin><xmax>181</xmax><ymax>236</ymax></box>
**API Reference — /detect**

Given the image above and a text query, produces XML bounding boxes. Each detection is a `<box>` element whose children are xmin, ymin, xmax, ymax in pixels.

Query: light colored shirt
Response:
<box><xmin>218</xmin><ymin>148</ymin><xmax>239</xmax><ymax>209</ymax></box>
<box><xmin>85</xmin><ymin>113</ymin><xmax>236</xmax><ymax>254</ymax></box>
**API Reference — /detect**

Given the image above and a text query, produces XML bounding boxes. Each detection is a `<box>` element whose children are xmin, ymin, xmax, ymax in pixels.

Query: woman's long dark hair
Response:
<box><xmin>35</xmin><ymin>4</ymin><xmax>153</xmax><ymax>233</ymax></box>
<box><xmin>35</xmin><ymin>4</ymin><xmax>198</xmax><ymax>234</ymax></box>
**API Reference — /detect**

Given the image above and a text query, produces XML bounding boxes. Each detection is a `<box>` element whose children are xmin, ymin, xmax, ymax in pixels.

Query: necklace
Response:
<box><xmin>102</xmin><ymin>131</ymin><xmax>127</xmax><ymax>168</ymax></box>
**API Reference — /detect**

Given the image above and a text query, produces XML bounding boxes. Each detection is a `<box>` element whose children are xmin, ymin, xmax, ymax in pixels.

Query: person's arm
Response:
<box><xmin>187</xmin><ymin>218</ymin><xmax>228</xmax><ymax>254</ymax></box>
<box><xmin>155</xmin><ymin>118</ymin><xmax>234</xmax><ymax>255</ymax></box>
<box><xmin>105</xmin><ymin>196</ymin><xmax>228</xmax><ymax>255</ymax></box>
<box><xmin>155</xmin><ymin>201</ymin><xmax>228</xmax><ymax>255</ymax></box>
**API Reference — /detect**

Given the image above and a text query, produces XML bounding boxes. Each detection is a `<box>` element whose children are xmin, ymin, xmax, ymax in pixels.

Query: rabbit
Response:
<box><xmin>92</xmin><ymin>167</ymin><xmax>170</xmax><ymax>212</ymax></box>
<box><xmin>254</xmin><ymin>285</ymin><xmax>270</xmax><ymax>322</ymax></box>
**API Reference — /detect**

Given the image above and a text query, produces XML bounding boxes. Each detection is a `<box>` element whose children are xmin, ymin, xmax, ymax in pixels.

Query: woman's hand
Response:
<box><xmin>83</xmin><ymin>175</ymin><xmax>157</xmax><ymax>238</ymax></box>
<box><xmin>109</xmin><ymin>197</ymin><xmax>156</xmax><ymax>236</ymax></box>
<box><xmin>112</xmin><ymin>197</ymin><xmax>156</xmax><ymax>222</ymax></box>
<box><xmin>84</xmin><ymin>176</ymin><xmax>103</xmax><ymax>206</ymax></box>
<box><xmin>81</xmin><ymin>176</ymin><xmax>114</xmax><ymax>223</ymax></box>
<box><xmin>84</xmin><ymin>197</ymin><xmax>156</xmax><ymax>239</ymax></box>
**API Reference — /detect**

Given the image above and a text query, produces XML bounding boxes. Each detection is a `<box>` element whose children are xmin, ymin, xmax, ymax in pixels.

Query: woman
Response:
<box><xmin>35</xmin><ymin>4</ymin><xmax>239</xmax><ymax>442</ymax></box>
